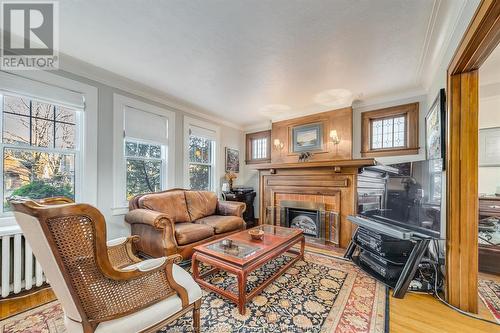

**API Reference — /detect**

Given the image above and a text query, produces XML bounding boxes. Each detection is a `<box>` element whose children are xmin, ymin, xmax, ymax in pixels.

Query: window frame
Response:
<box><xmin>0</xmin><ymin>71</ymin><xmax>97</xmax><ymax>229</ymax></box>
<box><xmin>183</xmin><ymin>116</ymin><xmax>220</xmax><ymax>193</ymax></box>
<box><xmin>0</xmin><ymin>92</ymin><xmax>82</xmax><ymax>216</ymax></box>
<box><xmin>245</xmin><ymin>130</ymin><xmax>271</xmax><ymax>164</ymax></box>
<box><xmin>113</xmin><ymin>94</ymin><xmax>175</xmax><ymax>214</ymax></box>
<box><xmin>361</xmin><ymin>102</ymin><xmax>419</xmax><ymax>157</ymax></box>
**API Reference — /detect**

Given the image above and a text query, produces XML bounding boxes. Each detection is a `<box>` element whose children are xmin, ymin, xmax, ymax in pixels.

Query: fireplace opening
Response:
<box><xmin>279</xmin><ymin>200</ymin><xmax>326</xmax><ymax>239</ymax></box>
<box><xmin>286</xmin><ymin>208</ymin><xmax>320</xmax><ymax>237</ymax></box>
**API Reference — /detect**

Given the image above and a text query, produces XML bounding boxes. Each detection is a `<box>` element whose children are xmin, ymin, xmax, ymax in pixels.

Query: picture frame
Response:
<box><xmin>479</xmin><ymin>127</ymin><xmax>500</xmax><ymax>167</ymax></box>
<box><xmin>225</xmin><ymin>147</ymin><xmax>240</xmax><ymax>173</ymax></box>
<box><xmin>291</xmin><ymin>122</ymin><xmax>323</xmax><ymax>153</ymax></box>
<box><xmin>425</xmin><ymin>88</ymin><xmax>446</xmax><ymax>165</ymax></box>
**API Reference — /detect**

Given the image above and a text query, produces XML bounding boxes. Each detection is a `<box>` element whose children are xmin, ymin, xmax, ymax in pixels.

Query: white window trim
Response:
<box><xmin>183</xmin><ymin>116</ymin><xmax>220</xmax><ymax>194</ymax></box>
<box><xmin>113</xmin><ymin>94</ymin><xmax>175</xmax><ymax>215</ymax></box>
<box><xmin>0</xmin><ymin>70</ymin><xmax>98</xmax><ymax>228</ymax></box>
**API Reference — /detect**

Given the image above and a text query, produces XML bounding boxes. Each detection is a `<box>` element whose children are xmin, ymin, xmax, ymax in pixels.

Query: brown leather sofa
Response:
<box><xmin>125</xmin><ymin>189</ymin><xmax>246</xmax><ymax>259</ymax></box>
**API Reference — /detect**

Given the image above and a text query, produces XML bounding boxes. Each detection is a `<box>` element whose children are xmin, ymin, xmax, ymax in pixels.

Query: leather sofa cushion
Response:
<box><xmin>195</xmin><ymin>215</ymin><xmax>245</xmax><ymax>234</ymax></box>
<box><xmin>185</xmin><ymin>191</ymin><xmax>218</xmax><ymax>221</ymax></box>
<box><xmin>138</xmin><ymin>190</ymin><xmax>190</xmax><ymax>223</ymax></box>
<box><xmin>175</xmin><ymin>222</ymin><xmax>215</xmax><ymax>245</ymax></box>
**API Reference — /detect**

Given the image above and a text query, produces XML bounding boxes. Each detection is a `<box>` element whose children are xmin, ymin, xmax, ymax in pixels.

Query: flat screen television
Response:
<box><xmin>361</xmin><ymin>159</ymin><xmax>444</xmax><ymax>239</ymax></box>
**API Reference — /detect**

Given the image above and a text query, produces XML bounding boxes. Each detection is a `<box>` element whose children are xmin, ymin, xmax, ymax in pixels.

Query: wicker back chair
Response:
<box><xmin>9</xmin><ymin>197</ymin><xmax>202</xmax><ymax>333</ymax></box>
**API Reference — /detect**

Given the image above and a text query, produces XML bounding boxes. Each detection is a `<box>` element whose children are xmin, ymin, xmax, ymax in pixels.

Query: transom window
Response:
<box><xmin>245</xmin><ymin>130</ymin><xmax>271</xmax><ymax>164</ymax></box>
<box><xmin>371</xmin><ymin>116</ymin><xmax>406</xmax><ymax>149</ymax></box>
<box><xmin>124</xmin><ymin>139</ymin><xmax>164</xmax><ymax>200</ymax></box>
<box><xmin>188</xmin><ymin>134</ymin><xmax>215</xmax><ymax>191</ymax></box>
<box><xmin>1</xmin><ymin>93</ymin><xmax>80</xmax><ymax>213</ymax></box>
<box><xmin>361</xmin><ymin>102</ymin><xmax>419</xmax><ymax>157</ymax></box>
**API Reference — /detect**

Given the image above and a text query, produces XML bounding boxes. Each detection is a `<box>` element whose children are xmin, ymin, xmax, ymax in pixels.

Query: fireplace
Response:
<box><xmin>280</xmin><ymin>200</ymin><xmax>326</xmax><ymax>239</ymax></box>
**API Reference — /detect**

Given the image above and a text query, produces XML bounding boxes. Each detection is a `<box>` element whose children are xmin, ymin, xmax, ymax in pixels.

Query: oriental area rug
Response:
<box><xmin>0</xmin><ymin>251</ymin><xmax>387</xmax><ymax>333</ymax></box>
<box><xmin>478</xmin><ymin>278</ymin><xmax>500</xmax><ymax>323</ymax></box>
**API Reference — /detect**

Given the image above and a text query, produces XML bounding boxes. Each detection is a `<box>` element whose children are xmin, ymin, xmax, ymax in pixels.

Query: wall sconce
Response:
<box><xmin>330</xmin><ymin>130</ymin><xmax>341</xmax><ymax>145</ymax></box>
<box><xmin>273</xmin><ymin>138</ymin><xmax>284</xmax><ymax>151</ymax></box>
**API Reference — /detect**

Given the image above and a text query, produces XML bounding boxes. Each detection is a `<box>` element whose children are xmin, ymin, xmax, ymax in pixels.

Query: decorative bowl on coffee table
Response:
<box><xmin>248</xmin><ymin>228</ymin><xmax>264</xmax><ymax>240</ymax></box>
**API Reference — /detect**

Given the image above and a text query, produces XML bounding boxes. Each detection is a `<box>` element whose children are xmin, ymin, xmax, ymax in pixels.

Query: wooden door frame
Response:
<box><xmin>446</xmin><ymin>0</ymin><xmax>500</xmax><ymax>313</ymax></box>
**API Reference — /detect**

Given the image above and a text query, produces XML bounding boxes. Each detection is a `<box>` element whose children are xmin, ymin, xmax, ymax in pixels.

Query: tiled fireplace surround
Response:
<box><xmin>275</xmin><ymin>193</ymin><xmax>340</xmax><ymax>245</ymax></box>
<box><xmin>258</xmin><ymin>165</ymin><xmax>359</xmax><ymax>248</ymax></box>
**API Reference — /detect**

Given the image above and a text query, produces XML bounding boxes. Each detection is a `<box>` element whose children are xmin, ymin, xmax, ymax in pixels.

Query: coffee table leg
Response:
<box><xmin>237</xmin><ymin>271</ymin><xmax>247</xmax><ymax>315</ymax></box>
<box><xmin>300</xmin><ymin>236</ymin><xmax>305</xmax><ymax>259</ymax></box>
<box><xmin>192</xmin><ymin>253</ymin><xmax>200</xmax><ymax>280</ymax></box>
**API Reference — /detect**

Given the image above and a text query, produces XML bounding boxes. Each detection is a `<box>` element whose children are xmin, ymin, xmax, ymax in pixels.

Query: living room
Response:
<box><xmin>0</xmin><ymin>1</ymin><xmax>499</xmax><ymax>333</ymax></box>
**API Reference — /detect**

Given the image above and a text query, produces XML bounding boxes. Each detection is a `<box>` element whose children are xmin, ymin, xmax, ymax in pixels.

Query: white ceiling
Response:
<box><xmin>58</xmin><ymin>0</ymin><xmax>460</xmax><ymax>127</ymax></box>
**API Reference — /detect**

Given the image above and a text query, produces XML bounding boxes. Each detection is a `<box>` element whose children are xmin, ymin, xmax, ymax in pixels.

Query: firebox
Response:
<box><xmin>285</xmin><ymin>208</ymin><xmax>321</xmax><ymax>237</ymax></box>
<box><xmin>280</xmin><ymin>200</ymin><xmax>326</xmax><ymax>239</ymax></box>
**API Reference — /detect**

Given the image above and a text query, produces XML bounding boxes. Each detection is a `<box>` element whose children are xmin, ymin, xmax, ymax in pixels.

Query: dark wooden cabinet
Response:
<box><xmin>479</xmin><ymin>196</ymin><xmax>500</xmax><ymax>275</ymax></box>
<box><xmin>223</xmin><ymin>189</ymin><xmax>256</xmax><ymax>228</ymax></box>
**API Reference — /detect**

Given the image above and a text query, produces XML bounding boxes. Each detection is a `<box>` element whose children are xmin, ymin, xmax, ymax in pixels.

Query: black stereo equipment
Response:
<box><xmin>355</xmin><ymin>228</ymin><xmax>414</xmax><ymax>259</ymax></box>
<box><xmin>359</xmin><ymin>251</ymin><xmax>404</xmax><ymax>281</ymax></box>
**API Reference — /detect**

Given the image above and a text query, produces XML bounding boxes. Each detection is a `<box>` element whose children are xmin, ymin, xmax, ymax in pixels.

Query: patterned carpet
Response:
<box><xmin>0</xmin><ymin>251</ymin><xmax>387</xmax><ymax>333</ymax></box>
<box><xmin>478</xmin><ymin>279</ymin><xmax>500</xmax><ymax>323</ymax></box>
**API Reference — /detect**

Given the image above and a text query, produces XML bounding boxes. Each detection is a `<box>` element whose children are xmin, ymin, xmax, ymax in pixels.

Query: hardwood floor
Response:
<box><xmin>0</xmin><ymin>287</ymin><xmax>56</xmax><ymax>320</ymax></box>
<box><xmin>390</xmin><ymin>292</ymin><xmax>499</xmax><ymax>333</ymax></box>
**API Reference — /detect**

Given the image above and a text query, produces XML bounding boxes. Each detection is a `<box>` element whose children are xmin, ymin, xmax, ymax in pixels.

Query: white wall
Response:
<box><xmin>478</xmin><ymin>93</ymin><xmax>500</xmax><ymax>195</ymax></box>
<box><xmin>44</xmin><ymin>64</ymin><xmax>246</xmax><ymax>239</ymax></box>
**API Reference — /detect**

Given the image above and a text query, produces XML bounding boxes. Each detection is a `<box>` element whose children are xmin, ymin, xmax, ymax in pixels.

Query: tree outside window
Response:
<box><xmin>125</xmin><ymin>139</ymin><xmax>164</xmax><ymax>199</ymax></box>
<box><xmin>188</xmin><ymin>135</ymin><xmax>214</xmax><ymax>191</ymax></box>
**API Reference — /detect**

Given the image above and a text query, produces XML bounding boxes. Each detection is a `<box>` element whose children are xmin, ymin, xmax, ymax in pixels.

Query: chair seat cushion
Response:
<box><xmin>195</xmin><ymin>215</ymin><xmax>245</xmax><ymax>234</ymax></box>
<box><xmin>175</xmin><ymin>222</ymin><xmax>214</xmax><ymax>245</ymax></box>
<box><xmin>65</xmin><ymin>264</ymin><xmax>202</xmax><ymax>333</ymax></box>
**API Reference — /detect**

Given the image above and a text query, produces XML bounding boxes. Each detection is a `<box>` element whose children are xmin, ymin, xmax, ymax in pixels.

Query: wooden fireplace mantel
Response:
<box><xmin>255</xmin><ymin>158</ymin><xmax>378</xmax><ymax>248</ymax></box>
<box><xmin>253</xmin><ymin>158</ymin><xmax>377</xmax><ymax>172</ymax></box>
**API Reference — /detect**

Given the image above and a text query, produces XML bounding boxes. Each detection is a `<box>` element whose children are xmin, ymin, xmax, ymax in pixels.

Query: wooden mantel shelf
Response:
<box><xmin>253</xmin><ymin>158</ymin><xmax>377</xmax><ymax>171</ymax></box>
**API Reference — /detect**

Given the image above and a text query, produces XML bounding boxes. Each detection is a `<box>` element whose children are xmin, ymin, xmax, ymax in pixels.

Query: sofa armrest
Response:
<box><xmin>217</xmin><ymin>201</ymin><xmax>246</xmax><ymax>217</ymax></box>
<box><xmin>125</xmin><ymin>209</ymin><xmax>173</xmax><ymax>229</ymax></box>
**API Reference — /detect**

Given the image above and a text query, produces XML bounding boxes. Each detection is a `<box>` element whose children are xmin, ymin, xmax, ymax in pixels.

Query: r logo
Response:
<box><xmin>2</xmin><ymin>2</ymin><xmax>54</xmax><ymax>55</ymax></box>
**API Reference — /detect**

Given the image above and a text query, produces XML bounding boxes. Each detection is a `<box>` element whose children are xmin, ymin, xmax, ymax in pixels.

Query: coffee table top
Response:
<box><xmin>193</xmin><ymin>225</ymin><xmax>303</xmax><ymax>266</ymax></box>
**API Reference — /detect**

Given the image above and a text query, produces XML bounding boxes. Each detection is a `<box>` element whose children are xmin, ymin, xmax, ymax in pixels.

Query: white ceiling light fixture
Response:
<box><xmin>313</xmin><ymin>89</ymin><xmax>354</xmax><ymax>108</ymax></box>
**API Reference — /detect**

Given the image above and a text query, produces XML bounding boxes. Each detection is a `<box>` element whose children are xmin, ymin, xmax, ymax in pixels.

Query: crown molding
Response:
<box><xmin>352</xmin><ymin>88</ymin><xmax>427</xmax><ymax>112</ymax></box>
<box><xmin>58</xmin><ymin>53</ymin><xmax>243</xmax><ymax>131</ymax></box>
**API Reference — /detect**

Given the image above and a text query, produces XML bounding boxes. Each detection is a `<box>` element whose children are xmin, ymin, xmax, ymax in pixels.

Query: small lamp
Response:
<box><xmin>330</xmin><ymin>130</ymin><xmax>340</xmax><ymax>145</ymax></box>
<box><xmin>273</xmin><ymin>139</ymin><xmax>284</xmax><ymax>151</ymax></box>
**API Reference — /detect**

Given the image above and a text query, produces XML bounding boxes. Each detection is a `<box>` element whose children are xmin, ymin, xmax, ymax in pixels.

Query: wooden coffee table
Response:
<box><xmin>192</xmin><ymin>225</ymin><xmax>305</xmax><ymax>314</ymax></box>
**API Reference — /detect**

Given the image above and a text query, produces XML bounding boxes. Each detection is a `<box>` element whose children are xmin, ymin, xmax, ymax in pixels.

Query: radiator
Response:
<box><xmin>1</xmin><ymin>227</ymin><xmax>46</xmax><ymax>298</ymax></box>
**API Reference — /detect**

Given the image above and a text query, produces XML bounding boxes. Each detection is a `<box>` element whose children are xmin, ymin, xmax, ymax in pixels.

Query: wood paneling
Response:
<box><xmin>361</xmin><ymin>102</ymin><xmax>420</xmax><ymax>157</ymax></box>
<box><xmin>446</xmin><ymin>71</ymin><xmax>479</xmax><ymax>313</ymax></box>
<box><xmin>271</xmin><ymin>107</ymin><xmax>353</xmax><ymax>163</ymax></box>
<box><xmin>445</xmin><ymin>0</ymin><xmax>500</xmax><ymax>314</ymax></box>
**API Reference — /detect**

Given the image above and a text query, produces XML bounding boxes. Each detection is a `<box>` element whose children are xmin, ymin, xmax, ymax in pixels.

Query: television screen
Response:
<box><xmin>361</xmin><ymin>159</ymin><xmax>443</xmax><ymax>239</ymax></box>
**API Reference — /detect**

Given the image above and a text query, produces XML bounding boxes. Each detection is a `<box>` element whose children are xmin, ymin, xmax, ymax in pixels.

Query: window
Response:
<box><xmin>188</xmin><ymin>134</ymin><xmax>214</xmax><ymax>190</ymax></box>
<box><xmin>245</xmin><ymin>130</ymin><xmax>271</xmax><ymax>164</ymax></box>
<box><xmin>361</xmin><ymin>102</ymin><xmax>419</xmax><ymax>157</ymax></box>
<box><xmin>113</xmin><ymin>94</ymin><xmax>175</xmax><ymax>212</ymax></box>
<box><xmin>429</xmin><ymin>159</ymin><xmax>443</xmax><ymax>204</ymax></box>
<box><xmin>1</xmin><ymin>93</ymin><xmax>80</xmax><ymax>213</ymax></box>
<box><xmin>184</xmin><ymin>117</ymin><xmax>219</xmax><ymax>192</ymax></box>
<box><xmin>125</xmin><ymin>139</ymin><xmax>164</xmax><ymax>200</ymax></box>
<box><xmin>371</xmin><ymin>116</ymin><xmax>406</xmax><ymax>149</ymax></box>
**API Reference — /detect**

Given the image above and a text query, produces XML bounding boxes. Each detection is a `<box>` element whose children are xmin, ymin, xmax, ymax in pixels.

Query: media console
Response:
<box><xmin>344</xmin><ymin>215</ymin><xmax>433</xmax><ymax>298</ymax></box>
